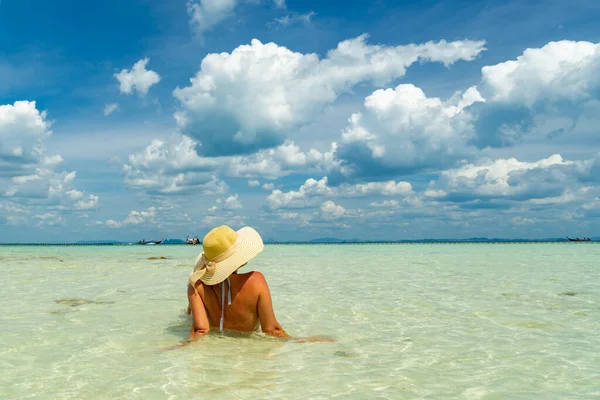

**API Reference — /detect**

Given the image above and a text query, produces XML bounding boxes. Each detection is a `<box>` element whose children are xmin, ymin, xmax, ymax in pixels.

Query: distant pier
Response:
<box><xmin>0</xmin><ymin>241</ymin><xmax>597</xmax><ymax>246</ymax></box>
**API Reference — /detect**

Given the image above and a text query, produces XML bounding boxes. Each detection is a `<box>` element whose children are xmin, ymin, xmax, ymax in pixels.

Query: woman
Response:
<box><xmin>186</xmin><ymin>225</ymin><xmax>288</xmax><ymax>341</ymax></box>
<box><xmin>183</xmin><ymin>225</ymin><xmax>334</xmax><ymax>344</ymax></box>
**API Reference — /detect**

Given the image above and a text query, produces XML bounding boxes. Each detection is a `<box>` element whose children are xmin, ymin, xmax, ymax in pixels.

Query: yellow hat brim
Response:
<box><xmin>197</xmin><ymin>227</ymin><xmax>264</xmax><ymax>286</ymax></box>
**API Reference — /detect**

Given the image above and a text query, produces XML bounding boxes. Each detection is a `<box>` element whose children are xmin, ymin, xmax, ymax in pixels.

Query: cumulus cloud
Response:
<box><xmin>475</xmin><ymin>40</ymin><xmax>600</xmax><ymax>147</ymax></box>
<box><xmin>1</xmin><ymin>101</ymin><xmax>98</xmax><ymax>215</ymax></box>
<box><xmin>34</xmin><ymin>212</ymin><xmax>64</xmax><ymax>227</ymax></box>
<box><xmin>224</xmin><ymin>194</ymin><xmax>242</xmax><ymax>209</ymax></box>
<box><xmin>122</xmin><ymin>135</ymin><xmax>226</xmax><ymax>195</ymax></box>
<box><xmin>122</xmin><ymin>135</ymin><xmax>334</xmax><ymax>193</ymax></box>
<box><xmin>66</xmin><ymin>190</ymin><xmax>99</xmax><ymax>210</ymax></box>
<box><xmin>340</xmin><ymin>180</ymin><xmax>414</xmax><ymax>196</ymax></box>
<box><xmin>266</xmin><ymin>178</ymin><xmax>331</xmax><ymax>210</ymax></box>
<box><xmin>0</xmin><ymin>101</ymin><xmax>52</xmax><ymax>177</ymax></box>
<box><xmin>431</xmin><ymin>154</ymin><xmax>570</xmax><ymax>200</ymax></box>
<box><xmin>369</xmin><ymin>200</ymin><xmax>400</xmax><ymax>208</ymax></box>
<box><xmin>224</xmin><ymin>141</ymin><xmax>335</xmax><ymax>179</ymax></box>
<box><xmin>114</xmin><ymin>58</ymin><xmax>160</xmax><ymax>96</ymax></box>
<box><xmin>426</xmin><ymin>153</ymin><xmax>600</xmax><ymax>208</ymax></box>
<box><xmin>322</xmin><ymin>39</ymin><xmax>600</xmax><ymax>184</ymax></box>
<box><xmin>104</xmin><ymin>103</ymin><xmax>119</xmax><ymax>116</ymax></box>
<box><xmin>320</xmin><ymin>200</ymin><xmax>346</xmax><ymax>219</ymax></box>
<box><xmin>330</xmin><ymin>84</ymin><xmax>484</xmax><ymax>182</ymax></box>
<box><xmin>481</xmin><ymin>41</ymin><xmax>599</xmax><ymax>106</ymax></box>
<box><xmin>210</xmin><ymin>194</ymin><xmax>243</xmax><ymax>211</ymax></box>
<box><xmin>101</xmin><ymin>207</ymin><xmax>157</xmax><ymax>229</ymax></box>
<box><xmin>187</xmin><ymin>0</ymin><xmax>237</xmax><ymax>38</ymax></box>
<box><xmin>173</xmin><ymin>35</ymin><xmax>486</xmax><ymax>156</ymax></box>
<box><xmin>265</xmin><ymin>176</ymin><xmax>413</xmax><ymax>209</ymax></box>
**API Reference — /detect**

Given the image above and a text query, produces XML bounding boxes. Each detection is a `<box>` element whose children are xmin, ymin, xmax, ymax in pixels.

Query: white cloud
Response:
<box><xmin>122</xmin><ymin>135</ymin><xmax>227</xmax><ymax>195</ymax></box>
<box><xmin>320</xmin><ymin>200</ymin><xmax>346</xmax><ymax>219</ymax></box>
<box><xmin>224</xmin><ymin>141</ymin><xmax>335</xmax><ymax>179</ymax></box>
<box><xmin>262</xmin><ymin>183</ymin><xmax>275</xmax><ymax>191</ymax></box>
<box><xmin>266</xmin><ymin>177</ymin><xmax>330</xmax><ymax>210</ymax></box>
<box><xmin>187</xmin><ymin>0</ymin><xmax>237</xmax><ymax>38</ymax></box>
<box><xmin>327</xmin><ymin>39</ymin><xmax>600</xmax><ymax>183</ymax></box>
<box><xmin>424</xmin><ymin>187</ymin><xmax>448</xmax><ymax>198</ymax></box>
<box><xmin>1</xmin><ymin>101</ymin><xmax>98</xmax><ymax>213</ymax></box>
<box><xmin>419</xmin><ymin>153</ymin><xmax>600</xmax><ymax>223</ymax></box>
<box><xmin>123</xmin><ymin>135</ymin><xmax>335</xmax><ymax>193</ymax></box>
<box><xmin>273</xmin><ymin>0</ymin><xmax>286</xmax><ymax>8</ymax></box>
<box><xmin>476</xmin><ymin>40</ymin><xmax>600</xmax><ymax>146</ymax></box>
<box><xmin>432</xmin><ymin>154</ymin><xmax>572</xmax><ymax>199</ymax></box>
<box><xmin>4</xmin><ymin>169</ymin><xmax>99</xmax><ymax>211</ymax></box>
<box><xmin>68</xmin><ymin>191</ymin><xmax>99</xmax><ymax>210</ymax></box>
<box><xmin>331</xmin><ymin>84</ymin><xmax>484</xmax><ymax>181</ymax></box>
<box><xmin>208</xmin><ymin>194</ymin><xmax>242</xmax><ymax>212</ymax></box>
<box><xmin>340</xmin><ymin>180</ymin><xmax>413</xmax><ymax>196</ymax></box>
<box><xmin>103</xmin><ymin>103</ymin><xmax>119</xmax><ymax>116</ymax></box>
<box><xmin>0</xmin><ymin>101</ymin><xmax>52</xmax><ymax>177</ymax></box>
<box><xmin>173</xmin><ymin>35</ymin><xmax>486</xmax><ymax>156</ymax></box>
<box><xmin>102</xmin><ymin>207</ymin><xmax>157</xmax><ymax>229</ymax></box>
<box><xmin>369</xmin><ymin>200</ymin><xmax>400</xmax><ymax>208</ymax></box>
<box><xmin>202</xmin><ymin>214</ymin><xmax>246</xmax><ymax>229</ymax></box>
<box><xmin>511</xmin><ymin>216</ymin><xmax>537</xmax><ymax>225</ymax></box>
<box><xmin>221</xmin><ymin>194</ymin><xmax>243</xmax><ymax>210</ymax></box>
<box><xmin>481</xmin><ymin>41</ymin><xmax>600</xmax><ymax>106</ymax></box>
<box><xmin>265</xmin><ymin>176</ymin><xmax>413</xmax><ymax>209</ymax></box>
<box><xmin>273</xmin><ymin>11</ymin><xmax>315</xmax><ymax>26</ymax></box>
<box><xmin>114</xmin><ymin>58</ymin><xmax>160</xmax><ymax>96</ymax></box>
<box><xmin>527</xmin><ymin>189</ymin><xmax>581</xmax><ymax>205</ymax></box>
<box><xmin>34</xmin><ymin>212</ymin><xmax>64</xmax><ymax>227</ymax></box>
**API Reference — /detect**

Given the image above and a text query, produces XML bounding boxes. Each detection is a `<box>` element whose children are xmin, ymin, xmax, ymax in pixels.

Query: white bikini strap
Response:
<box><xmin>219</xmin><ymin>278</ymin><xmax>231</xmax><ymax>332</ymax></box>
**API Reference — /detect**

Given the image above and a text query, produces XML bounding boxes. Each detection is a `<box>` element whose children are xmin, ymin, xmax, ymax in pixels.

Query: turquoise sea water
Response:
<box><xmin>1</xmin><ymin>244</ymin><xmax>599</xmax><ymax>399</ymax></box>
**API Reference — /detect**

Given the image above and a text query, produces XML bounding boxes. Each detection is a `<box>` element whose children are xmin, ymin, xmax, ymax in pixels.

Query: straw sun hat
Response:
<box><xmin>189</xmin><ymin>225</ymin><xmax>264</xmax><ymax>287</ymax></box>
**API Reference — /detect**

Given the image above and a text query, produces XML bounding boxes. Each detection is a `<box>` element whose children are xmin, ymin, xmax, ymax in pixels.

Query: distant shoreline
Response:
<box><xmin>0</xmin><ymin>239</ymin><xmax>597</xmax><ymax>246</ymax></box>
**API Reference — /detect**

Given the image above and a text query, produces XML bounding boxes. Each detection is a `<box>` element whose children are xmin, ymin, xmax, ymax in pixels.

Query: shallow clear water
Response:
<box><xmin>1</xmin><ymin>244</ymin><xmax>599</xmax><ymax>399</ymax></box>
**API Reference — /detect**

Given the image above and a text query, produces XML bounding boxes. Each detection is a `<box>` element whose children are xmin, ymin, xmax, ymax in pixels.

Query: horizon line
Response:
<box><xmin>0</xmin><ymin>237</ymin><xmax>597</xmax><ymax>246</ymax></box>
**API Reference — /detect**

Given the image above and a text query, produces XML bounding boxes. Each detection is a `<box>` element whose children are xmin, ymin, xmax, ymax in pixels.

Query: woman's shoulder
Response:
<box><xmin>236</xmin><ymin>271</ymin><xmax>268</xmax><ymax>287</ymax></box>
<box><xmin>236</xmin><ymin>270</ymin><xmax>264</xmax><ymax>280</ymax></box>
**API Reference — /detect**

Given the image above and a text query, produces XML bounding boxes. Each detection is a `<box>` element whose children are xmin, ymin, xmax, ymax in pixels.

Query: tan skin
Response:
<box><xmin>168</xmin><ymin>267</ymin><xmax>334</xmax><ymax>347</ymax></box>
<box><xmin>187</xmin><ymin>270</ymin><xmax>288</xmax><ymax>340</ymax></box>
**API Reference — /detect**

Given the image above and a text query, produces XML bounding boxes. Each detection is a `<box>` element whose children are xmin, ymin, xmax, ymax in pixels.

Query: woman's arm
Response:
<box><xmin>255</xmin><ymin>272</ymin><xmax>288</xmax><ymax>338</ymax></box>
<box><xmin>187</xmin><ymin>283</ymin><xmax>210</xmax><ymax>341</ymax></box>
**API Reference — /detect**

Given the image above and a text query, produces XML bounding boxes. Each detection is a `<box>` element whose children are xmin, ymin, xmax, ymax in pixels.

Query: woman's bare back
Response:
<box><xmin>187</xmin><ymin>271</ymin><xmax>287</xmax><ymax>338</ymax></box>
<box><xmin>198</xmin><ymin>271</ymin><xmax>260</xmax><ymax>332</ymax></box>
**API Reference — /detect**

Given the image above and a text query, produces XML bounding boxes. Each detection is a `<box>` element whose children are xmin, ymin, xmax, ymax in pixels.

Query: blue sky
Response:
<box><xmin>1</xmin><ymin>0</ymin><xmax>600</xmax><ymax>242</ymax></box>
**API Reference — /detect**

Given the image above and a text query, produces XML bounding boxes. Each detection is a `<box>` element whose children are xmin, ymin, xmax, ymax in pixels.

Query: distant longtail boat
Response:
<box><xmin>186</xmin><ymin>235</ymin><xmax>200</xmax><ymax>245</ymax></box>
<box><xmin>566</xmin><ymin>236</ymin><xmax>591</xmax><ymax>242</ymax></box>
<box><xmin>137</xmin><ymin>239</ymin><xmax>164</xmax><ymax>245</ymax></box>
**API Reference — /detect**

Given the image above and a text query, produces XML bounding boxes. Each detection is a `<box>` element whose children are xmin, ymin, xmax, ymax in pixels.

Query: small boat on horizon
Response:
<box><xmin>186</xmin><ymin>235</ymin><xmax>200</xmax><ymax>245</ymax></box>
<box><xmin>137</xmin><ymin>238</ymin><xmax>164</xmax><ymax>245</ymax></box>
<box><xmin>566</xmin><ymin>236</ymin><xmax>591</xmax><ymax>242</ymax></box>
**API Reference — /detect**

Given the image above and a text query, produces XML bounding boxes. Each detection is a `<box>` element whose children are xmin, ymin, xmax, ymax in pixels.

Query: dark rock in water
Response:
<box><xmin>334</xmin><ymin>351</ymin><xmax>358</xmax><ymax>358</ymax></box>
<box><xmin>49</xmin><ymin>309</ymin><xmax>74</xmax><ymax>315</ymax></box>
<box><xmin>147</xmin><ymin>256</ymin><xmax>168</xmax><ymax>260</ymax></box>
<box><xmin>55</xmin><ymin>298</ymin><xmax>115</xmax><ymax>307</ymax></box>
<box><xmin>559</xmin><ymin>291</ymin><xmax>576</xmax><ymax>296</ymax></box>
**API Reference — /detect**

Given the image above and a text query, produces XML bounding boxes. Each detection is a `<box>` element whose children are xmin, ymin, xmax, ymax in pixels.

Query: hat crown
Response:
<box><xmin>203</xmin><ymin>225</ymin><xmax>238</xmax><ymax>260</ymax></box>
